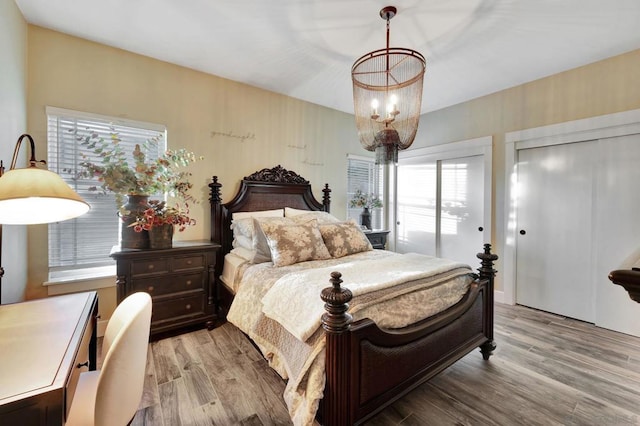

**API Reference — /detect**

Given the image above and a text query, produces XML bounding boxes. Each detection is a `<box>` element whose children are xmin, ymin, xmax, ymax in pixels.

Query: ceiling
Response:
<box><xmin>14</xmin><ymin>0</ymin><xmax>640</xmax><ymax>114</ymax></box>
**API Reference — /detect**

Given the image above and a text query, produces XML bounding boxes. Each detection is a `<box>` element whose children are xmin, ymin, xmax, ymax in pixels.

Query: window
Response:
<box><xmin>46</xmin><ymin>107</ymin><xmax>166</xmax><ymax>278</ymax></box>
<box><xmin>346</xmin><ymin>154</ymin><xmax>384</xmax><ymax>229</ymax></box>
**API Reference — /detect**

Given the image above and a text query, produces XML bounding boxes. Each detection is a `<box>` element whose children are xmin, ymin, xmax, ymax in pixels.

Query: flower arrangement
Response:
<box><xmin>129</xmin><ymin>200</ymin><xmax>195</xmax><ymax>232</ymax></box>
<box><xmin>349</xmin><ymin>189</ymin><xmax>383</xmax><ymax>209</ymax></box>
<box><xmin>73</xmin><ymin>129</ymin><xmax>201</xmax><ymax>212</ymax></box>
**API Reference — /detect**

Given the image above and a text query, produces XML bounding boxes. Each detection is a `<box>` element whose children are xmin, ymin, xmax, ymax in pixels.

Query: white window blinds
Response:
<box><xmin>346</xmin><ymin>155</ymin><xmax>384</xmax><ymax>229</ymax></box>
<box><xmin>46</xmin><ymin>107</ymin><xmax>166</xmax><ymax>271</ymax></box>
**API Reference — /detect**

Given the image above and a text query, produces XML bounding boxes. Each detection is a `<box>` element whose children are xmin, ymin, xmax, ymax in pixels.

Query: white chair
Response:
<box><xmin>66</xmin><ymin>292</ymin><xmax>152</xmax><ymax>426</ymax></box>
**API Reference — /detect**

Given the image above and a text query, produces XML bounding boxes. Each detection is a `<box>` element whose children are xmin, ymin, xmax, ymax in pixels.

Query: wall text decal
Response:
<box><xmin>210</xmin><ymin>130</ymin><xmax>256</xmax><ymax>142</ymax></box>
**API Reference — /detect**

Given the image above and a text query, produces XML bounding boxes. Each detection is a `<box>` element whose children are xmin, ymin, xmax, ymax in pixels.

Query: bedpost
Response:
<box><xmin>209</xmin><ymin>176</ymin><xmax>222</xmax><ymax>243</ymax></box>
<box><xmin>209</xmin><ymin>176</ymin><xmax>225</xmax><ymax>282</ymax></box>
<box><xmin>322</xmin><ymin>183</ymin><xmax>331</xmax><ymax>213</ymax></box>
<box><xmin>477</xmin><ymin>243</ymin><xmax>498</xmax><ymax>360</ymax></box>
<box><xmin>321</xmin><ymin>272</ymin><xmax>353</xmax><ymax>426</ymax></box>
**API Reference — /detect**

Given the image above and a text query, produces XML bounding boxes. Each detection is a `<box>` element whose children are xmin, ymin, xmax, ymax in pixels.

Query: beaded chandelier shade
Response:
<box><xmin>351</xmin><ymin>6</ymin><xmax>426</xmax><ymax>164</ymax></box>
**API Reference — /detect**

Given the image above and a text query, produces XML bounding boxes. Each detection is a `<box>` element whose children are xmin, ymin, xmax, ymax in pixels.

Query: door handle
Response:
<box><xmin>478</xmin><ymin>227</ymin><xmax>484</xmax><ymax>232</ymax></box>
<box><xmin>519</xmin><ymin>229</ymin><xmax>526</xmax><ymax>235</ymax></box>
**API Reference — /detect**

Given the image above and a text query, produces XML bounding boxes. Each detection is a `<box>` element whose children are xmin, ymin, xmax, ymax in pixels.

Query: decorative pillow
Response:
<box><xmin>319</xmin><ymin>220</ymin><xmax>373</xmax><ymax>258</ymax></box>
<box><xmin>251</xmin><ymin>217</ymin><xmax>296</xmax><ymax>263</ymax></box>
<box><xmin>259</xmin><ymin>220</ymin><xmax>331</xmax><ymax>267</ymax></box>
<box><xmin>289</xmin><ymin>211</ymin><xmax>341</xmax><ymax>225</ymax></box>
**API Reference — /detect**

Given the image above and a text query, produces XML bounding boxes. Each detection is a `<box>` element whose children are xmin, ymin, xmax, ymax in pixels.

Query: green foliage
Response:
<box><xmin>71</xmin><ymin>127</ymin><xmax>202</xmax><ymax>214</ymax></box>
<box><xmin>349</xmin><ymin>189</ymin><xmax>383</xmax><ymax>209</ymax></box>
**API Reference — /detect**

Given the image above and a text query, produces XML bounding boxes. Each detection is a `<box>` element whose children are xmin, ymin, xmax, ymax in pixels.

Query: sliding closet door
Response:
<box><xmin>396</xmin><ymin>162</ymin><xmax>437</xmax><ymax>256</ymax></box>
<box><xmin>594</xmin><ymin>134</ymin><xmax>640</xmax><ymax>336</ymax></box>
<box><xmin>439</xmin><ymin>155</ymin><xmax>485</xmax><ymax>268</ymax></box>
<box><xmin>515</xmin><ymin>141</ymin><xmax>596</xmax><ymax>322</ymax></box>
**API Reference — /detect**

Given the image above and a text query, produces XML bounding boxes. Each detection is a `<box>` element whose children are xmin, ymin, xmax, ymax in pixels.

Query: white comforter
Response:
<box><xmin>227</xmin><ymin>250</ymin><xmax>473</xmax><ymax>425</ymax></box>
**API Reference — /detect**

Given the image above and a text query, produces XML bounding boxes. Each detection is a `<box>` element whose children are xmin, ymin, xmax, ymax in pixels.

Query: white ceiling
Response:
<box><xmin>14</xmin><ymin>0</ymin><xmax>640</xmax><ymax>114</ymax></box>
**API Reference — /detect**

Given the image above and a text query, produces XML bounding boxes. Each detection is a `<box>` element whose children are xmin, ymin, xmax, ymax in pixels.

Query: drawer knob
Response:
<box><xmin>187</xmin><ymin>260</ymin><xmax>192</xmax><ymax>265</ymax></box>
<box><xmin>148</xmin><ymin>264</ymin><xmax>154</xmax><ymax>270</ymax></box>
<box><xmin>147</xmin><ymin>286</ymin><xmax>154</xmax><ymax>292</ymax></box>
<box><xmin>185</xmin><ymin>304</ymin><xmax>191</xmax><ymax>310</ymax></box>
<box><xmin>77</xmin><ymin>361</ymin><xmax>89</xmax><ymax>369</ymax></box>
<box><xmin>186</xmin><ymin>280</ymin><xmax>192</xmax><ymax>286</ymax></box>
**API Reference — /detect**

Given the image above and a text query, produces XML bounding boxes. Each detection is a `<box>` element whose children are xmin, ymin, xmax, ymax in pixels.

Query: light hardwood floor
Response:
<box><xmin>125</xmin><ymin>303</ymin><xmax>640</xmax><ymax>425</ymax></box>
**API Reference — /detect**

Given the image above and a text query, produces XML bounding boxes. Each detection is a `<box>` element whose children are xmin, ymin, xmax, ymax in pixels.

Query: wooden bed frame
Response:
<box><xmin>209</xmin><ymin>165</ymin><xmax>498</xmax><ymax>426</ymax></box>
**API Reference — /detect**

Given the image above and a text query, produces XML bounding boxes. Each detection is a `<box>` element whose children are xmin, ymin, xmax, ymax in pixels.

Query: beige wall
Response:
<box><xmin>26</xmin><ymin>26</ymin><xmax>362</xmax><ymax>318</ymax></box>
<box><xmin>0</xmin><ymin>0</ymin><xmax>28</xmax><ymax>303</ymax></box>
<box><xmin>20</xmin><ymin>21</ymin><xmax>640</xmax><ymax>308</ymax></box>
<box><xmin>411</xmin><ymin>48</ymin><xmax>640</xmax><ymax>290</ymax></box>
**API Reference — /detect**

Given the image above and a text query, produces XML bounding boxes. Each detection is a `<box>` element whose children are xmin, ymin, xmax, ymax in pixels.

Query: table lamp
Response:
<box><xmin>0</xmin><ymin>133</ymin><xmax>90</xmax><ymax>303</ymax></box>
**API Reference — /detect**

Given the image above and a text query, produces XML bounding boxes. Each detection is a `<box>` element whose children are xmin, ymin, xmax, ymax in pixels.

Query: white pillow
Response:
<box><xmin>232</xmin><ymin>209</ymin><xmax>284</xmax><ymax>220</ymax></box>
<box><xmin>230</xmin><ymin>246</ymin><xmax>256</xmax><ymax>262</ymax></box>
<box><xmin>230</xmin><ymin>217</ymin><xmax>255</xmax><ymax>239</ymax></box>
<box><xmin>232</xmin><ymin>235</ymin><xmax>253</xmax><ymax>250</ymax></box>
<box><xmin>284</xmin><ymin>207</ymin><xmax>311</xmax><ymax>217</ymax></box>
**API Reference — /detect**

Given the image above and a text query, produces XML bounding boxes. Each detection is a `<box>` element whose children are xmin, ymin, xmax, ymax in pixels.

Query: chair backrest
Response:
<box><xmin>95</xmin><ymin>292</ymin><xmax>152</xmax><ymax>426</ymax></box>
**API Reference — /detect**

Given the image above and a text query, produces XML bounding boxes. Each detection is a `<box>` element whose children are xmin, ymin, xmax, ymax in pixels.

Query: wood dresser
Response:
<box><xmin>110</xmin><ymin>240</ymin><xmax>220</xmax><ymax>338</ymax></box>
<box><xmin>0</xmin><ymin>291</ymin><xmax>98</xmax><ymax>426</ymax></box>
<box><xmin>364</xmin><ymin>229</ymin><xmax>390</xmax><ymax>249</ymax></box>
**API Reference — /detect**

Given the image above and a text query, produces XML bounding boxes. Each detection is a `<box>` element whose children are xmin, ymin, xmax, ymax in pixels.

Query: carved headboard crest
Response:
<box><xmin>244</xmin><ymin>165</ymin><xmax>309</xmax><ymax>184</ymax></box>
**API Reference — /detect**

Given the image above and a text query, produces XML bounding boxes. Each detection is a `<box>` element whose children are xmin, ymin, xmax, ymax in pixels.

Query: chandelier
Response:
<box><xmin>351</xmin><ymin>6</ymin><xmax>426</xmax><ymax>164</ymax></box>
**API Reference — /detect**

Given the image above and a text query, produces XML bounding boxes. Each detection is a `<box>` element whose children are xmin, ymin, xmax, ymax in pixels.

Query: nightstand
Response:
<box><xmin>364</xmin><ymin>230</ymin><xmax>390</xmax><ymax>250</ymax></box>
<box><xmin>110</xmin><ymin>240</ymin><xmax>220</xmax><ymax>338</ymax></box>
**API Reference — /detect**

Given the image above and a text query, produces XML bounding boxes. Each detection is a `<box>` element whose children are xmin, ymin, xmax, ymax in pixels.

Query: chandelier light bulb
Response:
<box><xmin>371</xmin><ymin>99</ymin><xmax>380</xmax><ymax>119</ymax></box>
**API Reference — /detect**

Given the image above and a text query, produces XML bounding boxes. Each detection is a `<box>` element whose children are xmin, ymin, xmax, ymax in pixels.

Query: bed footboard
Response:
<box><xmin>320</xmin><ymin>244</ymin><xmax>498</xmax><ymax>426</ymax></box>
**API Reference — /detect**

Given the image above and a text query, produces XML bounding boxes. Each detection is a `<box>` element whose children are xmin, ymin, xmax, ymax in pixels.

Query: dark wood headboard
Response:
<box><xmin>209</xmin><ymin>165</ymin><xmax>331</xmax><ymax>277</ymax></box>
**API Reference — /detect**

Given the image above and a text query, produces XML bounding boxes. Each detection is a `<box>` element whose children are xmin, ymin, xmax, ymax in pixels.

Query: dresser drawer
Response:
<box><xmin>64</xmin><ymin>307</ymin><xmax>95</xmax><ymax>421</ymax></box>
<box><xmin>130</xmin><ymin>258</ymin><xmax>170</xmax><ymax>276</ymax></box>
<box><xmin>152</xmin><ymin>293</ymin><xmax>207</xmax><ymax>323</ymax></box>
<box><xmin>111</xmin><ymin>242</ymin><xmax>220</xmax><ymax>338</ymax></box>
<box><xmin>367</xmin><ymin>234</ymin><xmax>385</xmax><ymax>247</ymax></box>
<box><xmin>172</xmin><ymin>254</ymin><xmax>205</xmax><ymax>271</ymax></box>
<box><xmin>132</xmin><ymin>272</ymin><xmax>204</xmax><ymax>296</ymax></box>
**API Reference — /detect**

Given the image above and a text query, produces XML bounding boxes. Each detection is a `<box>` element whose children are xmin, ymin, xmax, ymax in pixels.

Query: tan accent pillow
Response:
<box><xmin>319</xmin><ymin>220</ymin><xmax>373</xmax><ymax>258</ymax></box>
<box><xmin>290</xmin><ymin>211</ymin><xmax>341</xmax><ymax>224</ymax></box>
<box><xmin>259</xmin><ymin>220</ymin><xmax>331</xmax><ymax>267</ymax></box>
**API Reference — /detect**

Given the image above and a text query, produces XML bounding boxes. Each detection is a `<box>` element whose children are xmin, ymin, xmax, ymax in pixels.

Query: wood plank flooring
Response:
<box><xmin>124</xmin><ymin>303</ymin><xmax>640</xmax><ymax>425</ymax></box>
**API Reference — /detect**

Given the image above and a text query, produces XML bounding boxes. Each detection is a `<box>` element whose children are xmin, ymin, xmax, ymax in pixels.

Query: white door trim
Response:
<box><xmin>503</xmin><ymin>109</ymin><xmax>640</xmax><ymax>305</ymax></box>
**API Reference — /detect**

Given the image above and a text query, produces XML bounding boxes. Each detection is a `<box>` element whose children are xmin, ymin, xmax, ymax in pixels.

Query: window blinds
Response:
<box><xmin>346</xmin><ymin>156</ymin><xmax>384</xmax><ymax>228</ymax></box>
<box><xmin>46</xmin><ymin>107</ymin><xmax>166</xmax><ymax>271</ymax></box>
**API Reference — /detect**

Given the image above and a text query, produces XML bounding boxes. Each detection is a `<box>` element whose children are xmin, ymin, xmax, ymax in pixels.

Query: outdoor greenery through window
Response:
<box><xmin>347</xmin><ymin>155</ymin><xmax>384</xmax><ymax>230</ymax></box>
<box><xmin>46</xmin><ymin>106</ymin><xmax>166</xmax><ymax>278</ymax></box>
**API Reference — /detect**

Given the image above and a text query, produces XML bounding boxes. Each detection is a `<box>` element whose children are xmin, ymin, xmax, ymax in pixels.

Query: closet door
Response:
<box><xmin>396</xmin><ymin>162</ymin><xmax>437</xmax><ymax>256</ymax></box>
<box><xmin>594</xmin><ymin>134</ymin><xmax>640</xmax><ymax>336</ymax></box>
<box><xmin>515</xmin><ymin>141</ymin><xmax>596</xmax><ymax>322</ymax></box>
<box><xmin>440</xmin><ymin>155</ymin><xmax>485</xmax><ymax>268</ymax></box>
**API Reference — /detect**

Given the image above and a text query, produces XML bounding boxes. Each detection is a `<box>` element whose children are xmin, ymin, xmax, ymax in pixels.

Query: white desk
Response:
<box><xmin>0</xmin><ymin>292</ymin><xmax>98</xmax><ymax>425</ymax></box>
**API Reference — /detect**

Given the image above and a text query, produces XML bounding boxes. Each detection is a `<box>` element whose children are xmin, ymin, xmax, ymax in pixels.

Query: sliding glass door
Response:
<box><xmin>395</xmin><ymin>139</ymin><xmax>491</xmax><ymax>269</ymax></box>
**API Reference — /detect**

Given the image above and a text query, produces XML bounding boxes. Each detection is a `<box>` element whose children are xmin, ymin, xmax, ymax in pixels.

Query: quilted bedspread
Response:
<box><xmin>227</xmin><ymin>250</ymin><xmax>473</xmax><ymax>425</ymax></box>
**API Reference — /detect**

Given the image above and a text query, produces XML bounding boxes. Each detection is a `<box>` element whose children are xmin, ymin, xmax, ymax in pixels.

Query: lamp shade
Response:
<box><xmin>0</xmin><ymin>167</ymin><xmax>90</xmax><ymax>224</ymax></box>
